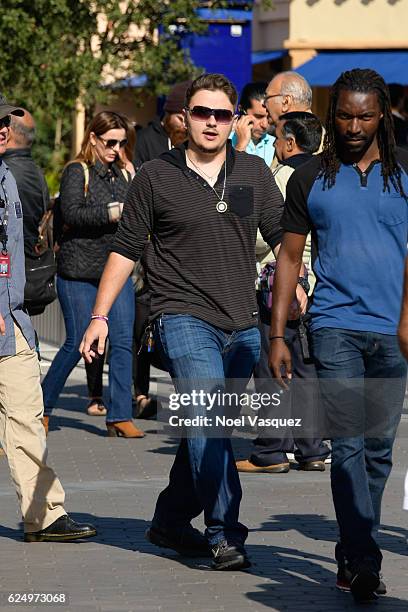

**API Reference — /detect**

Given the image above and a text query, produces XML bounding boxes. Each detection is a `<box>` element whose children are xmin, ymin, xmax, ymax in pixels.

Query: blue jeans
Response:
<box><xmin>311</xmin><ymin>327</ymin><xmax>407</xmax><ymax>568</ymax></box>
<box><xmin>153</xmin><ymin>314</ymin><xmax>260</xmax><ymax>546</ymax></box>
<box><xmin>42</xmin><ymin>276</ymin><xmax>135</xmax><ymax>422</ymax></box>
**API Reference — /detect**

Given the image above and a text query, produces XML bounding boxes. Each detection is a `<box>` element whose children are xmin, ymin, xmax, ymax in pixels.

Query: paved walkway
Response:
<box><xmin>0</xmin><ymin>344</ymin><xmax>407</xmax><ymax>611</ymax></box>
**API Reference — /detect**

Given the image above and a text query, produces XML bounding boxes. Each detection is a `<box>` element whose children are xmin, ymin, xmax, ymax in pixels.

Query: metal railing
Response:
<box><xmin>32</xmin><ymin>299</ymin><xmax>65</xmax><ymax>346</ymax></box>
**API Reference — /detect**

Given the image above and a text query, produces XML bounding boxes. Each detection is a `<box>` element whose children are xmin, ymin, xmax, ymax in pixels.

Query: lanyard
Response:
<box><xmin>0</xmin><ymin>181</ymin><xmax>10</xmax><ymax>254</ymax></box>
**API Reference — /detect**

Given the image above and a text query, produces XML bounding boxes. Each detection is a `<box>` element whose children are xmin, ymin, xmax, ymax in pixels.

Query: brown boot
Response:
<box><xmin>236</xmin><ymin>459</ymin><xmax>289</xmax><ymax>473</ymax></box>
<box><xmin>42</xmin><ymin>416</ymin><xmax>49</xmax><ymax>436</ymax></box>
<box><xmin>106</xmin><ymin>421</ymin><xmax>145</xmax><ymax>438</ymax></box>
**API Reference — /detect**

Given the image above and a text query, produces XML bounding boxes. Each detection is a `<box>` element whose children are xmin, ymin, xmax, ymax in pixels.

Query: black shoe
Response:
<box><xmin>298</xmin><ymin>460</ymin><xmax>326</xmax><ymax>472</ymax></box>
<box><xmin>211</xmin><ymin>540</ymin><xmax>251</xmax><ymax>571</ymax></box>
<box><xmin>133</xmin><ymin>396</ymin><xmax>159</xmax><ymax>419</ymax></box>
<box><xmin>24</xmin><ymin>514</ymin><xmax>97</xmax><ymax>542</ymax></box>
<box><xmin>145</xmin><ymin>524</ymin><xmax>211</xmax><ymax>557</ymax></box>
<box><xmin>336</xmin><ymin>563</ymin><xmax>386</xmax><ymax>595</ymax></box>
<box><xmin>348</xmin><ymin>557</ymin><xmax>381</xmax><ymax>604</ymax></box>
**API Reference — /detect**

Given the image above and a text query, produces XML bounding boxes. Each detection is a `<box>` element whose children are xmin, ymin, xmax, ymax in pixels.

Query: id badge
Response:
<box><xmin>0</xmin><ymin>253</ymin><xmax>11</xmax><ymax>277</ymax></box>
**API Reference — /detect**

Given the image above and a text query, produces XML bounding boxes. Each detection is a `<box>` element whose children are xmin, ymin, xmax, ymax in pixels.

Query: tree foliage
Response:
<box><xmin>0</xmin><ymin>1</ymin><xmax>264</xmax><ymax>117</ymax></box>
<box><xmin>0</xmin><ymin>1</ymin><xmax>271</xmax><ymax>184</ymax></box>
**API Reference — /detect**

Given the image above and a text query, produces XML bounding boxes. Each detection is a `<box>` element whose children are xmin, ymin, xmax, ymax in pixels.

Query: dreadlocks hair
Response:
<box><xmin>320</xmin><ymin>68</ymin><xmax>405</xmax><ymax>197</ymax></box>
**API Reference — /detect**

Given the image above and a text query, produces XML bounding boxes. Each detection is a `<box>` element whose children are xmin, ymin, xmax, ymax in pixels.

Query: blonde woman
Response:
<box><xmin>42</xmin><ymin>111</ymin><xmax>143</xmax><ymax>438</ymax></box>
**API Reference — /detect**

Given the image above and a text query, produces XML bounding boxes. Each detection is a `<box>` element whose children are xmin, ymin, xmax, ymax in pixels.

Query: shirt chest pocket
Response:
<box><xmin>229</xmin><ymin>185</ymin><xmax>254</xmax><ymax>218</ymax></box>
<box><xmin>378</xmin><ymin>192</ymin><xmax>407</xmax><ymax>226</ymax></box>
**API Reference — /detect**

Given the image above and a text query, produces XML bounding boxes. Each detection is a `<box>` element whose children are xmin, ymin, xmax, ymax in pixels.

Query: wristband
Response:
<box><xmin>91</xmin><ymin>314</ymin><xmax>109</xmax><ymax>323</ymax></box>
<box><xmin>269</xmin><ymin>335</ymin><xmax>285</xmax><ymax>341</ymax></box>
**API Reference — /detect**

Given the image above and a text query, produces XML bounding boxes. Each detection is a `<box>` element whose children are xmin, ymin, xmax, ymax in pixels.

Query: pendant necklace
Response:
<box><xmin>186</xmin><ymin>154</ymin><xmax>228</xmax><ymax>213</ymax></box>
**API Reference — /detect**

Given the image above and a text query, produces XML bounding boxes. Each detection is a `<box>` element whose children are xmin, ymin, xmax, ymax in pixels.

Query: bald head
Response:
<box><xmin>265</xmin><ymin>71</ymin><xmax>312</xmax><ymax>126</ymax></box>
<box><xmin>8</xmin><ymin>109</ymin><xmax>35</xmax><ymax>149</ymax></box>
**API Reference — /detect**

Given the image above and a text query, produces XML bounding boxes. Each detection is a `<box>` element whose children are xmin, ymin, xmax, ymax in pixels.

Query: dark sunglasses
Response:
<box><xmin>0</xmin><ymin>115</ymin><xmax>11</xmax><ymax>129</ymax></box>
<box><xmin>98</xmin><ymin>136</ymin><xmax>128</xmax><ymax>149</ymax></box>
<box><xmin>186</xmin><ymin>106</ymin><xmax>234</xmax><ymax>124</ymax></box>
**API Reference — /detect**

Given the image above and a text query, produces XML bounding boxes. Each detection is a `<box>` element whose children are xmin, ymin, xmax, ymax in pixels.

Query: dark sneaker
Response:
<box><xmin>336</xmin><ymin>565</ymin><xmax>387</xmax><ymax>595</ymax></box>
<box><xmin>348</xmin><ymin>557</ymin><xmax>381</xmax><ymax>604</ymax></box>
<box><xmin>24</xmin><ymin>514</ymin><xmax>97</xmax><ymax>542</ymax></box>
<box><xmin>145</xmin><ymin>524</ymin><xmax>211</xmax><ymax>557</ymax></box>
<box><xmin>336</xmin><ymin>563</ymin><xmax>386</xmax><ymax>595</ymax></box>
<box><xmin>211</xmin><ymin>540</ymin><xmax>251</xmax><ymax>571</ymax></box>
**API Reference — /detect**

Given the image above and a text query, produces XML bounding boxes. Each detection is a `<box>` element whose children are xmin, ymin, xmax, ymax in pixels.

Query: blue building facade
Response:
<box><xmin>180</xmin><ymin>2</ymin><xmax>254</xmax><ymax>96</ymax></box>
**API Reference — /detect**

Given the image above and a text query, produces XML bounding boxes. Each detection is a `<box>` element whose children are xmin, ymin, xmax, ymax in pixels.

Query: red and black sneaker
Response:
<box><xmin>336</xmin><ymin>562</ymin><xmax>386</xmax><ymax>597</ymax></box>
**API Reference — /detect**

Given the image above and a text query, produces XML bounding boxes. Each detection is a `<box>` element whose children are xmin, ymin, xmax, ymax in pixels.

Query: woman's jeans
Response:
<box><xmin>310</xmin><ymin>327</ymin><xmax>407</xmax><ymax>570</ymax></box>
<box><xmin>152</xmin><ymin>314</ymin><xmax>260</xmax><ymax>547</ymax></box>
<box><xmin>42</xmin><ymin>276</ymin><xmax>135</xmax><ymax>423</ymax></box>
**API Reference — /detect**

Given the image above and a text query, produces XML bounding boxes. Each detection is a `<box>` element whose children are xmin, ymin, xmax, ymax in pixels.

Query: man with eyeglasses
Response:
<box><xmin>263</xmin><ymin>71</ymin><xmax>313</xmax><ymax>131</ymax></box>
<box><xmin>0</xmin><ymin>96</ymin><xmax>96</xmax><ymax>542</ymax></box>
<box><xmin>81</xmin><ymin>73</ymin><xmax>284</xmax><ymax>571</ymax></box>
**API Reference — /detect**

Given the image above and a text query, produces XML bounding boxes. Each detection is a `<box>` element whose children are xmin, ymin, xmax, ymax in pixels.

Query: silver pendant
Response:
<box><xmin>216</xmin><ymin>200</ymin><xmax>228</xmax><ymax>214</ymax></box>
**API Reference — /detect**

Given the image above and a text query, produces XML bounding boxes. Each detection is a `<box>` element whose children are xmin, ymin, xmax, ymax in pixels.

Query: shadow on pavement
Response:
<box><xmin>48</xmin><ymin>415</ymin><xmax>106</xmax><ymax>437</ymax></box>
<box><xmin>2</xmin><ymin>512</ymin><xmax>406</xmax><ymax>609</ymax></box>
<box><xmin>257</xmin><ymin>513</ymin><xmax>408</xmax><ymax>558</ymax></box>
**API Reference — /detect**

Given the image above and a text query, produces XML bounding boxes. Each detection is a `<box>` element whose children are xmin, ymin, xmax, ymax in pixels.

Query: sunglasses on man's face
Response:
<box><xmin>98</xmin><ymin>136</ymin><xmax>128</xmax><ymax>149</ymax></box>
<box><xmin>0</xmin><ymin>115</ymin><xmax>11</xmax><ymax>129</ymax></box>
<box><xmin>185</xmin><ymin>106</ymin><xmax>235</xmax><ymax>124</ymax></box>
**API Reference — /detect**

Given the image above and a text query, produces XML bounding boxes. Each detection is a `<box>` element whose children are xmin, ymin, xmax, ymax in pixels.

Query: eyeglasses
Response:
<box><xmin>263</xmin><ymin>94</ymin><xmax>282</xmax><ymax>106</ymax></box>
<box><xmin>0</xmin><ymin>115</ymin><xmax>11</xmax><ymax>129</ymax></box>
<box><xmin>98</xmin><ymin>137</ymin><xmax>128</xmax><ymax>149</ymax></box>
<box><xmin>185</xmin><ymin>106</ymin><xmax>234</xmax><ymax>124</ymax></box>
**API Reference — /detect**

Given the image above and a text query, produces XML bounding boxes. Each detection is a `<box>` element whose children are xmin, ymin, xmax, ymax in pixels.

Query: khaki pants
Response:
<box><xmin>0</xmin><ymin>324</ymin><xmax>66</xmax><ymax>532</ymax></box>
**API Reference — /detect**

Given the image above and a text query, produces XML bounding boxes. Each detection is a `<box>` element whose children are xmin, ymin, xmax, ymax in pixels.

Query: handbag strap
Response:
<box><xmin>80</xmin><ymin>161</ymin><xmax>90</xmax><ymax>194</ymax></box>
<box><xmin>80</xmin><ymin>162</ymin><xmax>128</xmax><ymax>191</ymax></box>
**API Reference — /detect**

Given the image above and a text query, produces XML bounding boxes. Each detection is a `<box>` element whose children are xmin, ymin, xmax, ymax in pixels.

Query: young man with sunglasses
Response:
<box><xmin>81</xmin><ymin>73</ymin><xmax>284</xmax><ymax>570</ymax></box>
<box><xmin>0</xmin><ymin>96</ymin><xmax>96</xmax><ymax>541</ymax></box>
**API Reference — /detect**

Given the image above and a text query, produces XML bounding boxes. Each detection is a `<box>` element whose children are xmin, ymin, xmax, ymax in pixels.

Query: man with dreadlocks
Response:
<box><xmin>269</xmin><ymin>68</ymin><xmax>408</xmax><ymax>603</ymax></box>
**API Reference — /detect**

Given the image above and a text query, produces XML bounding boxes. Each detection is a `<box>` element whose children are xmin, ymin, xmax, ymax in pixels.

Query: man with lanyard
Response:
<box><xmin>231</xmin><ymin>81</ymin><xmax>275</xmax><ymax>165</ymax></box>
<box><xmin>269</xmin><ymin>69</ymin><xmax>408</xmax><ymax>603</ymax></box>
<box><xmin>0</xmin><ymin>96</ymin><xmax>96</xmax><ymax>542</ymax></box>
<box><xmin>81</xmin><ymin>73</ymin><xmax>284</xmax><ymax>571</ymax></box>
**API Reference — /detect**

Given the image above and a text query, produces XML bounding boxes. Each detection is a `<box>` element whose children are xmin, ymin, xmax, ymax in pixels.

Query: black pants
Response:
<box><xmin>132</xmin><ymin>291</ymin><xmax>152</xmax><ymax>397</ymax></box>
<box><xmin>132</xmin><ymin>290</ymin><xmax>167</xmax><ymax>397</ymax></box>
<box><xmin>250</xmin><ymin>292</ymin><xmax>329</xmax><ymax>466</ymax></box>
<box><xmin>85</xmin><ymin>358</ymin><xmax>104</xmax><ymax>398</ymax></box>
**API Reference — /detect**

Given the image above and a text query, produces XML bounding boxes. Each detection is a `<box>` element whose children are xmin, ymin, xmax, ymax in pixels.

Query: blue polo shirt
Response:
<box><xmin>230</xmin><ymin>132</ymin><xmax>275</xmax><ymax>167</ymax></box>
<box><xmin>281</xmin><ymin>153</ymin><xmax>408</xmax><ymax>334</ymax></box>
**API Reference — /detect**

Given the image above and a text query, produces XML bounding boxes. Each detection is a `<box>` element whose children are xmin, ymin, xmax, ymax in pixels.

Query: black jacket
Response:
<box><xmin>3</xmin><ymin>148</ymin><xmax>49</xmax><ymax>254</ymax></box>
<box><xmin>57</xmin><ymin>160</ymin><xmax>130</xmax><ymax>280</ymax></box>
<box><xmin>134</xmin><ymin>117</ymin><xmax>169</xmax><ymax>169</ymax></box>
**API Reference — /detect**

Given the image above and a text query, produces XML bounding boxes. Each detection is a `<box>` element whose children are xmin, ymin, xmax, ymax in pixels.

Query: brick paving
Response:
<box><xmin>0</xmin><ymin>344</ymin><xmax>407</xmax><ymax>611</ymax></box>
